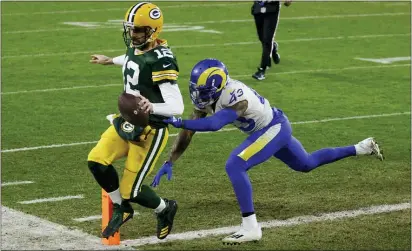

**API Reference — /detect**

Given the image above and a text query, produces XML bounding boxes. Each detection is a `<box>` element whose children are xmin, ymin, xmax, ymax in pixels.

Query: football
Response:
<box><xmin>118</xmin><ymin>92</ymin><xmax>149</xmax><ymax>127</ymax></box>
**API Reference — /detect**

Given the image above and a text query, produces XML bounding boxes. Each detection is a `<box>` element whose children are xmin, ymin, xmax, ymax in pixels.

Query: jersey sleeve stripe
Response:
<box><xmin>152</xmin><ymin>70</ymin><xmax>179</xmax><ymax>76</ymax></box>
<box><xmin>152</xmin><ymin>73</ymin><xmax>178</xmax><ymax>78</ymax></box>
<box><xmin>152</xmin><ymin>75</ymin><xmax>178</xmax><ymax>82</ymax></box>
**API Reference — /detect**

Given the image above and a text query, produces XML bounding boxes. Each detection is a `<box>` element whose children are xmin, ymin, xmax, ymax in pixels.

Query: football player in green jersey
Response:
<box><xmin>87</xmin><ymin>2</ymin><xmax>184</xmax><ymax>240</ymax></box>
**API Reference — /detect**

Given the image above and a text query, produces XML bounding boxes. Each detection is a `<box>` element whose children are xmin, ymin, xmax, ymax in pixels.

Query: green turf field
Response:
<box><xmin>2</xmin><ymin>1</ymin><xmax>411</xmax><ymax>250</ymax></box>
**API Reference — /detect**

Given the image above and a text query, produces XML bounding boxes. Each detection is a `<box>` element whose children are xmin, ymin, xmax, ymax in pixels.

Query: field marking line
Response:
<box><xmin>2</xmin><ymin>24</ymin><xmax>222</xmax><ymax>34</ymax></box>
<box><xmin>2</xmin><ymin>33</ymin><xmax>409</xmax><ymax>59</ymax></box>
<box><xmin>3</xmin><ymin>12</ymin><xmax>409</xmax><ymax>34</ymax></box>
<box><xmin>1</xmin><ymin>84</ymin><xmax>120</xmax><ymax>95</ymax></box>
<box><xmin>385</xmin><ymin>2</ymin><xmax>409</xmax><ymax>6</ymax></box>
<box><xmin>174</xmin><ymin>12</ymin><xmax>410</xmax><ymax>25</ymax></box>
<box><xmin>18</xmin><ymin>195</ymin><xmax>85</xmax><ymax>204</ymax></box>
<box><xmin>1</xmin><ymin>62</ymin><xmax>410</xmax><ymax>96</ymax></box>
<box><xmin>233</xmin><ymin>63</ymin><xmax>411</xmax><ymax>78</ymax></box>
<box><xmin>2</xmin><ymin>111</ymin><xmax>410</xmax><ymax>153</ymax></box>
<box><xmin>121</xmin><ymin>202</ymin><xmax>411</xmax><ymax>247</ymax></box>
<box><xmin>1</xmin><ymin>206</ymin><xmax>128</xmax><ymax>250</ymax></box>
<box><xmin>2</xmin><ymin>140</ymin><xmax>99</xmax><ymax>153</ymax></box>
<box><xmin>3</xmin><ymin>202</ymin><xmax>408</xmax><ymax>249</ymax></box>
<box><xmin>355</xmin><ymin>56</ymin><xmax>411</xmax><ymax>64</ymax></box>
<box><xmin>1</xmin><ymin>181</ymin><xmax>34</xmax><ymax>187</ymax></box>
<box><xmin>73</xmin><ymin>215</ymin><xmax>104</xmax><ymax>223</ymax></box>
<box><xmin>1</xmin><ymin>3</ymin><xmax>250</xmax><ymax>16</ymax></box>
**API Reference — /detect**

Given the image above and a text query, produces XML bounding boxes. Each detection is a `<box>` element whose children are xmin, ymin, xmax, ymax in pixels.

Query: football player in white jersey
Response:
<box><xmin>151</xmin><ymin>58</ymin><xmax>384</xmax><ymax>244</ymax></box>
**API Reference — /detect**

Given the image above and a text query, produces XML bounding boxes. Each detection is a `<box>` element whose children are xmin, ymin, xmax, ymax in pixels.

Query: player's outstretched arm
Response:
<box><xmin>164</xmin><ymin>100</ymin><xmax>248</xmax><ymax>132</ymax></box>
<box><xmin>89</xmin><ymin>54</ymin><xmax>126</xmax><ymax>65</ymax></box>
<box><xmin>168</xmin><ymin>109</ymin><xmax>207</xmax><ymax>163</ymax></box>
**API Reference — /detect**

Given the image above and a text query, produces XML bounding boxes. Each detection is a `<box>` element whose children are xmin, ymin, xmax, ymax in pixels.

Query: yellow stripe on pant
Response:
<box><xmin>237</xmin><ymin>123</ymin><xmax>281</xmax><ymax>161</ymax></box>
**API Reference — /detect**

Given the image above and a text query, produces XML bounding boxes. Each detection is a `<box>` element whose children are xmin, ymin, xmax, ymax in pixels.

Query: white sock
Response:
<box><xmin>242</xmin><ymin>214</ymin><xmax>259</xmax><ymax>230</ymax></box>
<box><xmin>108</xmin><ymin>189</ymin><xmax>122</xmax><ymax>205</ymax></box>
<box><xmin>355</xmin><ymin>143</ymin><xmax>370</xmax><ymax>155</ymax></box>
<box><xmin>355</xmin><ymin>144</ymin><xmax>361</xmax><ymax>155</ymax></box>
<box><xmin>154</xmin><ymin>198</ymin><xmax>166</xmax><ymax>213</ymax></box>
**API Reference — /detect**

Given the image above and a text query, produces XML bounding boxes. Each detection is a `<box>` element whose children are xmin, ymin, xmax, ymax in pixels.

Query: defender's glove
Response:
<box><xmin>151</xmin><ymin>161</ymin><xmax>173</xmax><ymax>187</ymax></box>
<box><xmin>164</xmin><ymin>116</ymin><xmax>184</xmax><ymax>128</ymax></box>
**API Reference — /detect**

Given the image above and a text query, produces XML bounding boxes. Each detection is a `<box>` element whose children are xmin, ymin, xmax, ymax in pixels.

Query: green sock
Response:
<box><xmin>131</xmin><ymin>185</ymin><xmax>161</xmax><ymax>209</ymax></box>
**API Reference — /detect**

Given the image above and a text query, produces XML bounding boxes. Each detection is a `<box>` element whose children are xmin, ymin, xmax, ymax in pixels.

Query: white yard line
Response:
<box><xmin>2</xmin><ymin>49</ymin><xmax>123</xmax><ymax>59</ymax></box>
<box><xmin>1</xmin><ymin>84</ymin><xmax>119</xmax><ymax>95</ymax></box>
<box><xmin>175</xmin><ymin>12</ymin><xmax>410</xmax><ymax>25</ymax></box>
<box><xmin>2</xmin><ymin>63</ymin><xmax>409</xmax><ymax>95</ymax></box>
<box><xmin>18</xmin><ymin>195</ymin><xmax>84</xmax><ymax>204</ymax></box>
<box><xmin>285</xmin><ymin>111</ymin><xmax>411</xmax><ymax>125</ymax></box>
<box><xmin>3</xmin><ymin>202</ymin><xmax>408</xmax><ymax>249</ymax></box>
<box><xmin>346</xmin><ymin>33</ymin><xmax>410</xmax><ymax>39</ymax></box>
<box><xmin>385</xmin><ymin>3</ymin><xmax>409</xmax><ymax>6</ymax></box>
<box><xmin>73</xmin><ymin>211</ymin><xmax>139</xmax><ymax>222</ymax></box>
<box><xmin>2</xmin><ymin>3</ymin><xmax>249</xmax><ymax>16</ymax></box>
<box><xmin>2</xmin><ymin>33</ymin><xmax>409</xmax><ymax>59</ymax></box>
<box><xmin>233</xmin><ymin>63</ymin><xmax>410</xmax><ymax>78</ymax></box>
<box><xmin>122</xmin><ymin>202</ymin><xmax>411</xmax><ymax>247</ymax></box>
<box><xmin>355</xmin><ymin>56</ymin><xmax>411</xmax><ymax>64</ymax></box>
<box><xmin>73</xmin><ymin>215</ymin><xmax>103</xmax><ymax>223</ymax></box>
<box><xmin>3</xmin><ymin>26</ymin><xmax>220</xmax><ymax>34</ymax></box>
<box><xmin>1</xmin><ymin>206</ymin><xmax>127</xmax><ymax>250</ymax></box>
<box><xmin>1</xmin><ymin>181</ymin><xmax>34</xmax><ymax>187</ymax></box>
<box><xmin>2</xmin><ymin>112</ymin><xmax>410</xmax><ymax>154</ymax></box>
<box><xmin>1</xmin><ymin>140</ymin><xmax>99</xmax><ymax>153</ymax></box>
<box><xmin>3</xmin><ymin>12</ymin><xmax>409</xmax><ymax>34</ymax></box>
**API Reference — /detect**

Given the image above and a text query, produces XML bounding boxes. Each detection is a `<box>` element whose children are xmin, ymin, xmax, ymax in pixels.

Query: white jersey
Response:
<box><xmin>200</xmin><ymin>78</ymin><xmax>274</xmax><ymax>134</ymax></box>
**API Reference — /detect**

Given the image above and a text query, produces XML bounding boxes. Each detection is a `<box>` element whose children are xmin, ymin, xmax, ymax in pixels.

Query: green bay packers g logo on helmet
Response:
<box><xmin>149</xmin><ymin>8</ymin><xmax>161</xmax><ymax>19</ymax></box>
<box><xmin>123</xmin><ymin>2</ymin><xmax>164</xmax><ymax>49</ymax></box>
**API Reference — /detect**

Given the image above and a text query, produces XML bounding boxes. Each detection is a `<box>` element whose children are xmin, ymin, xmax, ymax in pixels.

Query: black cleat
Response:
<box><xmin>272</xmin><ymin>41</ymin><xmax>280</xmax><ymax>64</ymax></box>
<box><xmin>252</xmin><ymin>68</ymin><xmax>266</xmax><ymax>81</ymax></box>
<box><xmin>102</xmin><ymin>201</ymin><xmax>134</xmax><ymax>239</ymax></box>
<box><xmin>156</xmin><ymin>199</ymin><xmax>178</xmax><ymax>239</ymax></box>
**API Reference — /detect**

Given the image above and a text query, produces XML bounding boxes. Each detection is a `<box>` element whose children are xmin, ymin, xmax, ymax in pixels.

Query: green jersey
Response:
<box><xmin>113</xmin><ymin>39</ymin><xmax>179</xmax><ymax>141</ymax></box>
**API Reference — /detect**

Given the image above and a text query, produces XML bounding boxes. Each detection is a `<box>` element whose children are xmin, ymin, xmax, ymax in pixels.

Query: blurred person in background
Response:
<box><xmin>251</xmin><ymin>0</ymin><xmax>292</xmax><ymax>81</ymax></box>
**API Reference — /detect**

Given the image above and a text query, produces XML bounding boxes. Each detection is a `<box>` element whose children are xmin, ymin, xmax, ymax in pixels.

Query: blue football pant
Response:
<box><xmin>225</xmin><ymin>115</ymin><xmax>356</xmax><ymax>214</ymax></box>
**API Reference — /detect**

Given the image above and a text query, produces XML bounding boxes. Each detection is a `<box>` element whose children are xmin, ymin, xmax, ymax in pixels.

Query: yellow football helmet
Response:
<box><xmin>123</xmin><ymin>2</ymin><xmax>164</xmax><ymax>49</ymax></box>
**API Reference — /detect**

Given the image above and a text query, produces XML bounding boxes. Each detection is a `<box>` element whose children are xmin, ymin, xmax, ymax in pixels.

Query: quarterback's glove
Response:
<box><xmin>151</xmin><ymin>161</ymin><xmax>173</xmax><ymax>187</ymax></box>
<box><xmin>164</xmin><ymin>116</ymin><xmax>184</xmax><ymax>128</ymax></box>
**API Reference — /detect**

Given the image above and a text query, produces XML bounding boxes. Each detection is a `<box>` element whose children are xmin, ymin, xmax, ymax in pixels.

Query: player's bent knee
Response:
<box><xmin>88</xmin><ymin>161</ymin><xmax>103</xmax><ymax>173</ymax></box>
<box><xmin>288</xmin><ymin>162</ymin><xmax>316</xmax><ymax>173</ymax></box>
<box><xmin>225</xmin><ymin>155</ymin><xmax>248</xmax><ymax>174</ymax></box>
